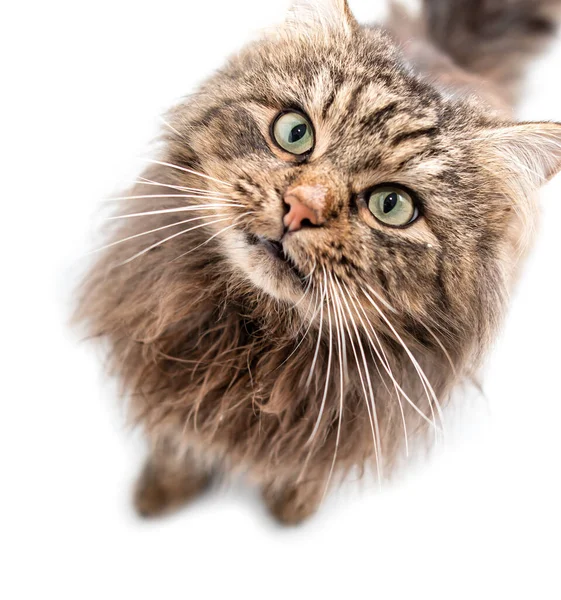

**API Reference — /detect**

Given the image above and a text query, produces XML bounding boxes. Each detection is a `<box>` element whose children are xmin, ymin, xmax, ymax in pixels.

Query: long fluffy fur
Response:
<box><xmin>75</xmin><ymin>0</ymin><xmax>561</xmax><ymax>524</ymax></box>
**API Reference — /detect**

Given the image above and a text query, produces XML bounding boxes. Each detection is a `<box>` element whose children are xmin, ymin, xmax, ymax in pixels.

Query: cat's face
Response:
<box><xmin>163</xmin><ymin>2</ymin><xmax>560</xmax><ymax>364</ymax></box>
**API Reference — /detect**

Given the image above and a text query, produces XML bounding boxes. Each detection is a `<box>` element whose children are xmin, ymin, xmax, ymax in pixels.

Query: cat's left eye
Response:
<box><xmin>366</xmin><ymin>185</ymin><xmax>419</xmax><ymax>227</ymax></box>
<box><xmin>272</xmin><ymin>111</ymin><xmax>314</xmax><ymax>156</ymax></box>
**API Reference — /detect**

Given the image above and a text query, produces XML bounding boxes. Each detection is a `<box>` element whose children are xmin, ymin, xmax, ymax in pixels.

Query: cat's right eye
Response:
<box><xmin>366</xmin><ymin>185</ymin><xmax>419</xmax><ymax>227</ymax></box>
<box><xmin>272</xmin><ymin>111</ymin><xmax>315</xmax><ymax>156</ymax></box>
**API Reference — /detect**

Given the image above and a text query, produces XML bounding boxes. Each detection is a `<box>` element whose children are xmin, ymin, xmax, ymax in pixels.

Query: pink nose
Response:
<box><xmin>283</xmin><ymin>184</ymin><xmax>327</xmax><ymax>232</ymax></box>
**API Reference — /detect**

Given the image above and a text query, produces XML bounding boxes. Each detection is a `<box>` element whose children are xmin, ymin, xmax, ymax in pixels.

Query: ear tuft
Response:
<box><xmin>289</xmin><ymin>0</ymin><xmax>357</xmax><ymax>34</ymax></box>
<box><xmin>481</xmin><ymin>122</ymin><xmax>561</xmax><ymax>188</ymax></box>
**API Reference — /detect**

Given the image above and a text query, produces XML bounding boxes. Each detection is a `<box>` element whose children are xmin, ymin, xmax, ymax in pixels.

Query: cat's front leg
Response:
<box><xmin>133</xmin><ymin>442</ymin><xmax>212</xmax><ymax>518</ymax></box>
<box><xmin>262</xmin><ymin>474</ymin><xmax>326</xmax><ymax>526</ymax></box>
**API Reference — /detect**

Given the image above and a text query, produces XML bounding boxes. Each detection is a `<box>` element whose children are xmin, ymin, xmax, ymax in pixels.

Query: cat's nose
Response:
<box><xmin>283</xmin><ymin>184</ymin><xmax>327</xmax><ymax>232</ymax></box>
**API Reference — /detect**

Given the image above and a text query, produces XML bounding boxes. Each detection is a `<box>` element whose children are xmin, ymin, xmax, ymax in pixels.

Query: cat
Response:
<box><xmin>75</xmin><ymin>0</ymin><xmax>561</xmax><ymax>525</ymax></box>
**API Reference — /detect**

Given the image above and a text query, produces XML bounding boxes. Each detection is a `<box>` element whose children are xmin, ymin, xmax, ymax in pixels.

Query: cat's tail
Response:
<box><xmin>409</xmin><ymin>0</ymin><xmax>561</xmax><ymax>103</ymax></box>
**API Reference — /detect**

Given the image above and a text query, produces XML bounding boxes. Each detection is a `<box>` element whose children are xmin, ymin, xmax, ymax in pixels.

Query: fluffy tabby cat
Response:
<box><xmin>76</xmin><ymin>0</ymin><xmax>561</xmax><ymax>524</ymax></box>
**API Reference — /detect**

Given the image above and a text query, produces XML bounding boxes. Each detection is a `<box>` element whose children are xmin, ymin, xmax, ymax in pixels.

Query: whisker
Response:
<box><xmin>334</xmin><ymin>282</ymin><xmax>379</xmax><ymax>468</ymax></box>
<box><xmin>170</xmin><ymin>212</ymin><xmax>253</xmax><ymax>262</ymax></box>
<box><xmin>302</xmin><ymin>262</ymin><xmax>317</xmax><ymax>281</ymax></box>
<box><xmin>291</xmin><ymin>263</ymin><xmax>316</xmax><ymax>310</ymax></box>
<box><xmin>106</xmin><ymin>194</ymin><xmax>237</xmax><ymax>204</ymax></box>
<box><xmin>367</xmin><ymin>277</ymin><xmax>457</xmax><ymax>343</ymax></box>
<box><xmin>328</xmin><ymin>274</ymin><xmax>348</xmax><ymax>386</ymax></box>
<box><xmin>333</xmin><ymin>276</ymin><xmax>383</xmax><ymax>485</ymax></box>
<box><xmin>421</xmin><ymin>321</ymin><xmax>458</xmax><ymax>377</ymax></box>
<box><xmin>88</xmin><ymin>213</ymin><xmax>227</xmax><ymax>254</ymax></box>
<box><xmin>344</xmin><ymin>282</ymin><xmax>410</xmax><ymax>459</ymax></box>
<box><xmin>306</xmin><ymin>269</ymin><xmax>333</xmax><ymax>446</ymax></box>
<box><xmin>305</xmin><ymin>278</ymin><xmax>327</xmax><ymax>389</ymax></box>
<box><xmin>321</xmin><ymin>272</ymin><xmax>347</xmax><ymax>501</ymax></box>
<box><xmin>275</xmin><ymin>284</ymin><xmax>320</xmax><ymax>373</ymax></box>
<box><xmin>158</xmin><ymin>115</ymin><xmax>183</xmax><ymax>138</ymax></box>
<box><xmin>365</xmin><ymin>286</ymin><xmax>444</xmax><ymax>432</ymax></box>
<box><xmin>107</xmin><ymin>204</ymin><xmax>244</xmax><ymax>220</ymax></box>
<box><xmin>142</xmin><ymin>158</ymin><xmax>233</xmax><ymax>188</ymax></box>
<box><xmin>365</xmin><ymin>277</ymin><xmax>458</xmax><ymax>383</ymax></box>
<box><xmin>345</xmin><ymin>281</ymin><xmax>433</xmax><ymax>433</ymax></box>
<box><xmin>363</xmin><ymin>284</ymin><xmax>445</xmax><ymax>434</ymax></box>
<box><xmin>365</xmin><ymin>285</ymin><xmax>399</xmax><ymax>315</ymax></box>
<box><xmin>120</xmin><ymin>216</ymin><xmax>232</xmax><ymax>265</ymax></box>
<box><xmin>296</xmin><ymin>277</ymin><xmax>329</xmax><ymax>485</ymax></box>
<box><xmin>136</xmin><ymin>177</ymin><xmax>228</xmax><ymax>196</ymax></box>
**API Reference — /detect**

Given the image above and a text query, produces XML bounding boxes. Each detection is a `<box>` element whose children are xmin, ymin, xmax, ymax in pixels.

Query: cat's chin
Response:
<box><xmin>223</xmin><ymin>230</ymin><xmax>307</xmax><ymax>305</ymax></box>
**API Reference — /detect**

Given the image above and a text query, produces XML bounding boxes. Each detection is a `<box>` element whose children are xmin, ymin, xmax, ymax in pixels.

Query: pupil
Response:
<box><xmin>289</xmin><ymin>124</ymin><xmax>307</xmax><ymax>144</ymax></box>
<box><xmin>383</xmin><ymin>193</ymin><xmax>398</xmax><ymax>214</ymax></box>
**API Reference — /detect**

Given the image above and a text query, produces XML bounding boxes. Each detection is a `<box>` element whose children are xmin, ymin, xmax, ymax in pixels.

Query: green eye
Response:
<box><xmin>272</xmin><ymin>111</ymin><xmax>314</xmax><ymax>155</ymax></box>
<box><xmin>367</xmin><ymin>186</ymin><xmax>418</xmax><ymax>227</ymax></box>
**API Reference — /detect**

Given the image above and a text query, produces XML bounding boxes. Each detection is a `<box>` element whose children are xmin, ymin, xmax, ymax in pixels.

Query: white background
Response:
<box><xmin>2</xmin><ymin>1</ymin><xmax>560</xmax><ymax>598</ymax></box>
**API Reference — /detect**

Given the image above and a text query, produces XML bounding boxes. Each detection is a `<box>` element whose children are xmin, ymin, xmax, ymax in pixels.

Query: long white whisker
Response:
<box><xmin>136</xmin><ymin>177</ymin><xmax>228</xmax><ymax>196</ymax></box>
<box><xmin>158</xmin><ymin>115</ymin><xmax>183</xmax><ymax>138</ymax></box>
<box><xmin>368</xmin><ymin>270</ymin><xmax>457</xmax><ymax>342</ymax></box>
<box><xmin>345</xmin><ymin>281</ymin><xmax>433</xmax><ymax>433</ymax></box>
<box><xmin>328</xmin><ymin>274</ymin><xmax>348</xmax><ymax>385</ymax></box>
<box><xmin>275</xmin><ymin>284</ymin><xmax>320</xmax><ymax>373</ymax></box>
<box><xmin>364</xmin><ymin>285</ymin><xmax>442</xmax><ymax>425</ymax></box>
<box><xmin>142</xmin><ymin>158</ymin><xmax>233</xmax><ymax>188</ymax></box>
<box><xmin>306</xmin><ymin>268</ymin><xmax>333</xmax><ymax>446</ymax></box>
<box><xmin>291</xmin><ymin>262</ymin><xmax>317</xmax><ymax>311</ymax></box>
<box><xmin>334</xmin><ymin>283</ymin><xmax>379</xmax><ymax>471</ymax></box>
<box><xmin>363</xmin><ymin>284</ymin><xmax>445</xmax><ymax>433</ymax></box>
<box><xmin>341</xmin><ymin>282</ymin><xmax>407</xmax><ymax>437</ymax></box>
<box><xmin>302</xmin><ymin>262</ymin><xmax>317</xmax><ymax>281</ymax></box>
<box><xmin>103</xmin><ymin>194</ymin><xmax>238</xmax><ymax>203</ymax></box>
<box><xmin>88</xmin><ymin>213</ymin><xmax>227</xmax><ymax>255</ymax></box>
<box><xmin>107</xmin><ymin>204</ymin><xmax>244</xmax><ymax>220</ymax></box>
<box><xmin>333</xmin><ymin>276</ymin><xmax>383</xmax><ymax>485</ymax></box>
<box><xmin>344</xmin><ymin>282</ymin><xmax>409</xmax><ymax>459</ymax></box>
<box><xmin>296</xmin><ymin>280</ymin><xmax>325</xmax><ymax>485</ymax></box>
<box><xmin>367</xmin><ymin>337</ymin><xmax>410</xmax><ymax>458</ymax></box>
<box><xmin>171</xmin><ymin>212</ymin><xmax>252</xmax><ymax>262</ymax></box>
<box><xmin>120</xmin><ymin>216</ymin><xmax>232</xmax><ymax>265</ymax></box>
<box><xmin>321</xmin><ymin>272</ymin><xmax>347</xmax><ymax>501</ymax></box>
<box><xmin>421</xmin><ymin>321</ymin><xmax>458</xmax><ymax>377</ymax></box>
<box><xmin>365</xmin><ymin>285</ymin><xmax>400</xmax><ymax>315</ymax></box>
<box><xmin>306</xmin><ymin>280</ymin><xmax>327</xmax><ymax>389</ymax></box>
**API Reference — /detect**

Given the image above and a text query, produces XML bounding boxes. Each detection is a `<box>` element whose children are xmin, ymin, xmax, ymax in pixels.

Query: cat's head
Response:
<box><xmin>161</xmin><ymin>0</ymin><xmax>561</xmax><ymax>367</ymax></box>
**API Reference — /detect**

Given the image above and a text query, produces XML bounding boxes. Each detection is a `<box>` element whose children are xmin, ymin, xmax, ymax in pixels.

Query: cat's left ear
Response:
<box><xmin>480</xmin><ymin>122</ymin><xmax>561</xmax><ymax>188</ymax></box>
<box><xmin>289</xmin><ymin>0</ymin><xmax>358</xmax><ymax>34</ymax></box>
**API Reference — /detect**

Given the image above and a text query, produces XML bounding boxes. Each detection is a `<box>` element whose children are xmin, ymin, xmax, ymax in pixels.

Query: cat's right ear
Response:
<box><xmin>478</xmin><ymin>121</ymin><xmax>561</xmax><ymax>189</ymax></box>
<box><xmin>288</xmin><ymin>0</ymin><xmax>358</xmax><ymax>34</ymax></box>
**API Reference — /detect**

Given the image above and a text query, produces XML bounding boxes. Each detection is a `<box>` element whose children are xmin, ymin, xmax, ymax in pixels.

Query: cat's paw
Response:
<box><xmin>262</xmin><ymin>480</ymin><xmax>323</xmax><ymax>526</ymax></box>
<box><xmin>133</xmin><ymin>459</ymin><xmax>211</xmax><ymax>518</ymax></box>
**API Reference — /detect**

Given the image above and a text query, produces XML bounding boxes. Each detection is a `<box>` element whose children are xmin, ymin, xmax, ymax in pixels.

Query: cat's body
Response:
<box><xmin>77</xmin><ymin>0</ymin><xmax>561</xmax><ymax>524</ymax></box>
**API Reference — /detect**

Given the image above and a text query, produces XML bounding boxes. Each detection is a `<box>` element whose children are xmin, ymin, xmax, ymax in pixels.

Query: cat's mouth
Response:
<box><xmin>245</xmin><ymin>233</ymin><xmax>306</xmax><ymax>281</ymax></box>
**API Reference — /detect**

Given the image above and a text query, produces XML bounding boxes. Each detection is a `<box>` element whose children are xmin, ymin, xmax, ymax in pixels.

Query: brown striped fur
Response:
<box><xmin>75</xmin><ymin>0</ymin><xmax>561</xmax><ymax>524</ymax></box>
